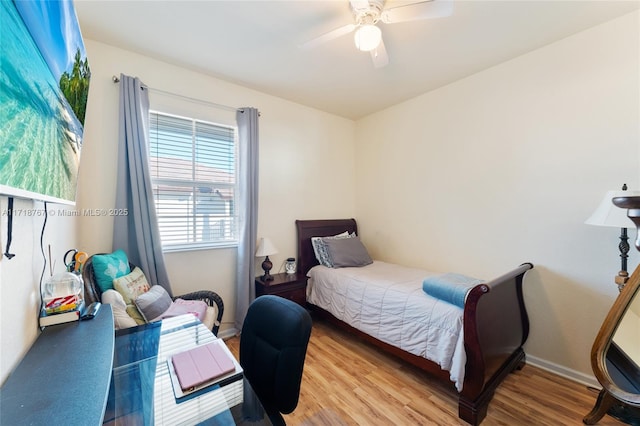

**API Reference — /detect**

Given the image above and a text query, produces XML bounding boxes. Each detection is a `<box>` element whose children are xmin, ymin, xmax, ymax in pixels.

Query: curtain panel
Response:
<box><xmin>114</xmin><ymin>74</ymin><xmax>172</xmax><ymax>296</ymax></box>
<box><xmin>235</xmin><ymin>107</ymin><xmax>259</xmax><ymax>329</ymax></box>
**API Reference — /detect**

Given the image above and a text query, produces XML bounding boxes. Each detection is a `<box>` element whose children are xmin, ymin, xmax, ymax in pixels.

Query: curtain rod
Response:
<box><xmin>112</xmin><ymin>75</ymin><xmax>249</xmax><ymax>114</ymax></box>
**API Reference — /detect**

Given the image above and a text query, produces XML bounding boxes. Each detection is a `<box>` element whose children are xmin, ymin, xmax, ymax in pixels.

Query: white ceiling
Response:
<box><xmin>75</xmin><ymin>0</ymin><xmax>640</xmax><ymax>120</ymax></box>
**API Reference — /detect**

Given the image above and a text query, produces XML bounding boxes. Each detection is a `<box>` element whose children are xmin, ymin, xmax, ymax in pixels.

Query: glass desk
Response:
<box><xmin>106</xmin><ymin>315</ymin><xmax>271</xmax><ymax>426</ymax></box>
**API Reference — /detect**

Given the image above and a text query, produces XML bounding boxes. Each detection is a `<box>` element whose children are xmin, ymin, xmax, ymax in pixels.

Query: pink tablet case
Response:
<box><xmin>172</xmin><ymin>341</ymin><xmax>235</xmax><ymax>390</ymax></box>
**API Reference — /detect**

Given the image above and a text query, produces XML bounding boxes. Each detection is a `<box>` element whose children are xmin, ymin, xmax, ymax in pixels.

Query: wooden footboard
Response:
<box><xmin>459</xmin><ymin>262</ymin><xmax>533</xmax><ymax>425</ymax></box>
<box><xmin>295</xmin><ymin>219</ymin><xmax>534</xmax><ymax>425</ymax></box>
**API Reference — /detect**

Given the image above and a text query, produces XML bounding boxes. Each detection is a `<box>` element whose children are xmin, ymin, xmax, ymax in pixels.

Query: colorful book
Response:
<box><xmin>171</xmin><ymin>340</ymin><xmax>237</xmax><ymax>391</ymax></box>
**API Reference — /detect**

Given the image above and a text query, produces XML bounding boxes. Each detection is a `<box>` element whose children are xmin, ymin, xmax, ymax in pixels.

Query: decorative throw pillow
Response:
<box><xmin>173</xmin><ymin>299</ymin><xmax>208</xmax><ymax>322</ymax></box>
<box><xmin>125</xmin><ymin>304</ymin><xmax>146</xmax><ymax>325</ymax></box>
<box><xmin>135</xmin><ymin>285</ymin><xmax>173</xmax><ymax>322</ymax></box>
<box><xmin>100</xmin><ymin>289</ymin><xmax>138</xmax><ymax>329</ymax></box>
<box><xmin>92</xmin><ymin>250</ymin><xmax>131</xmax><ymax>293</ymax></box>
<box><xmin>154</xmin><ymin>299</ymin><xmax>208</xmax><ymax>322</ymax></box>
<box><xmin>323</xmin><ymin>236</ymin><xmax>373</xmax><ymax>268</ymax></box>
<box><xmin>113</xmin><ymin>267</ymin><xmax>151</xmax><ymax>305</ymax></box>
<box><xmin>311</xmin><ymin>231</ymin><xmax>353</xmax><ymax>267</ymax></box>
<box><xmin>422</xmin><ymin>273</ymin><xmax>483</xmax><ymax>308</ymax></box>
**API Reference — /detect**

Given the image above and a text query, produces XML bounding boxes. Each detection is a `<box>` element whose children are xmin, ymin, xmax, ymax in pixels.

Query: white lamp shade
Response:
<box><xmin>354</xmin><ymin>24</ymin><xmax>381</xmax><ymax>52</ymax></box>
<box><xmin>256</xmin><ymin>237</ymin><xmax>278</xmax><ymax>257</ymax></box>
<box><xmin>585</xmin><ymin>190</ymin><xmax>640</xmax><ymax>228</ymax></box>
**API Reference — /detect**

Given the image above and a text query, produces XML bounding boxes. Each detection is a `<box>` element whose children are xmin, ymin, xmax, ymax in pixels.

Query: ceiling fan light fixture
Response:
<box><xmin>354</xmin><ymin>24</ymin><xmax>381</xmax><ymax>52</ymax></box>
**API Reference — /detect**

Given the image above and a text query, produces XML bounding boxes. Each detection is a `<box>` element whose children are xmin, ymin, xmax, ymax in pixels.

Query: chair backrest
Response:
<box><xmin>240</xmin><ymin>295</ymin><xmax>312</xmax><ymax>421</ymax></box>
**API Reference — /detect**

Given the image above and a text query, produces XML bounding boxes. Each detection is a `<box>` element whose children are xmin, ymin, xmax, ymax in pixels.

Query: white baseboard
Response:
<box><xmin>218</xmin><ymin>327</ymin><xmax>239</xmax><ymax>340</ymax></box>
<box><xmin>526</xmin><ymin>354</ymin><xmax>600</xmax><ymax>389</ymax></box>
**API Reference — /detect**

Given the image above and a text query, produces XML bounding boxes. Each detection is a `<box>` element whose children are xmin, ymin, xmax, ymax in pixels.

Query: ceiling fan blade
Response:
<box><xmin>381</xmin><ymin>0</ymin><xmax>453</xmax><ymax>24</ymax></box>
<box><xmin>370</xmin><ymin>39</ymin><xmax>389</xmax><ymax>68</ymax></box>
<box><xmin>299</xmin><ymin>24</ymin><xmax>357</xmax><ymax>50</ymax></box>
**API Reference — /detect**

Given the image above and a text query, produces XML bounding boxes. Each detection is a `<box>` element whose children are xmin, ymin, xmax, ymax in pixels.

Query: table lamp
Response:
<box><xmin>256</xmin><ymin>237</ymin><xmax>278</xmax><ymax>281</ymax></box>
<box><xmin>585</xmin><ymin>184</ymin><xmax>640</xmax><ymax>291</ymax></box>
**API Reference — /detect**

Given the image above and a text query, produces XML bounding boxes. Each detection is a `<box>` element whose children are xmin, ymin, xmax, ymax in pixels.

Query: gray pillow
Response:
<box><xmin>134</xmin><ymin>285</ymin><xmax>173</xmax><ymax>322</ymax></box>
<box><xmin>322</xmin><ymin>236</ymin><xmax>373</xmax><ymax>268</ymax></box>
<box><xmin>311</xmin><ymin>231</ymin><xmax>352</xmax><ymax>267</ymax></box>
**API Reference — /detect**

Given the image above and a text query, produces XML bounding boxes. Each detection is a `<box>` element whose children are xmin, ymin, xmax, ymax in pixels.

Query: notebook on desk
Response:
<box><xmin>171</xmin><ymin>340</ymin><xmax>237</xmax><ymax>391</ymax></box>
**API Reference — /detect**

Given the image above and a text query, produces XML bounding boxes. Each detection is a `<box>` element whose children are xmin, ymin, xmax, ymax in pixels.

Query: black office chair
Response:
<box><xmin>240</xmin><ymin>295</ymin><xmax>312</xmax><ymax>426</ymax></box>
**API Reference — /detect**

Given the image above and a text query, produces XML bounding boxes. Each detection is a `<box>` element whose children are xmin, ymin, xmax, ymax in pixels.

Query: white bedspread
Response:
<box><xmin>307</xmin><ymin>261</ymin><xmax>467</xmax><ymax>391</ymax></box>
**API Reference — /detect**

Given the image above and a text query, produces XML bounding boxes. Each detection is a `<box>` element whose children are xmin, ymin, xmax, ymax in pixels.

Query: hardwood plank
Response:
<box><xmin>225</xmin><ymin>317</ymin><xmax>624</xmax><ymax>425</ymax></box>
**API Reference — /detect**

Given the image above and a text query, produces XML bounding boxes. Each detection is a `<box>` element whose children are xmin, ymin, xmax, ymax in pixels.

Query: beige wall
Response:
<box><xmin>0</xmin><ymin>199</ymin><xmax>77</xmax><ymax>383</ymax></box>
<box><xmin>354</xmin><ymin>11</ymin><xmax>640</xmax><ymax>384</ymax></box>
<box><xmin>76</xmin><ymin>40</ymin><xmax>357</xmax><ymax>336</ymax></box>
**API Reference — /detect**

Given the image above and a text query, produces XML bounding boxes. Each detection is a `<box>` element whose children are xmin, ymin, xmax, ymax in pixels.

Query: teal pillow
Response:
<box><xmin>92</xmin><ymin>250</ymin><xmax>131</xmax><ymax>293</ymax></box>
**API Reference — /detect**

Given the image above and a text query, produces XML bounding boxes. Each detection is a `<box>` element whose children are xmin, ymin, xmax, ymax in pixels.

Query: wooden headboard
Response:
<box><xmin>295</xmin><ymin>219</ymin><xmax>358</xmax><ymax>276</ymax></box>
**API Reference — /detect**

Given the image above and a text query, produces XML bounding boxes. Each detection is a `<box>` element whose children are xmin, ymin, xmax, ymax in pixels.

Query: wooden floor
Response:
<box><xmin>225</xmin><ymin>316</ymin><xmax>626</xmax><ymax>426</ymax></box>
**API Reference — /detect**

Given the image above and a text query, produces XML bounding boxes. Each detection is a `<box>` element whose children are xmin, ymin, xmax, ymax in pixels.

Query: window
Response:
<box><xmin>149</xmin><ymin>111</ymin><xmax>237</xmax><ymax>250</ymax></box>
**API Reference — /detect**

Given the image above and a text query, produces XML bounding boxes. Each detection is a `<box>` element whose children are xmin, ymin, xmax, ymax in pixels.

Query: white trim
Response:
<box><xmin>527</xmin><ymin>354</ymin><xmax>600</xmax><ymax>389</ymax></box>
<box><xmin>218</xmin><ymin>327</ymin><xmax>239</xmax><ymax>340</ymax></box>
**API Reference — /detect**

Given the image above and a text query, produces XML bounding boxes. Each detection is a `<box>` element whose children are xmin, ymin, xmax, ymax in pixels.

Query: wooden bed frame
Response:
<box><xmin>295</xmin><ymin>219</ymin><xmax>533</xmax><ymax>425</ymax></box>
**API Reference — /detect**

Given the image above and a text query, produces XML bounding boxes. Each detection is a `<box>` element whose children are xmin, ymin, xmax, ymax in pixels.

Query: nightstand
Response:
<box><xmin>255</xmin><ymin>272</ymin><xmax>307</xmax><ymax>306</ymax></box>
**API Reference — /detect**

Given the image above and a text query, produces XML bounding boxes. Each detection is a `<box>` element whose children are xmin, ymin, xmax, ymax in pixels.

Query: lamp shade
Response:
<box><xmin>585</xmin><ymin>190</ymin><xmax>640</xmax><ymax>228</ymax></box>
<box><xmin>354</xmin><ymin>24</ymin><xmax>381</xmax><ymax>52</ymax></box>
<box><xmin>255</xmin><ymin>237</ymin><xmax>278</xmax><ymax>257</ymax></box>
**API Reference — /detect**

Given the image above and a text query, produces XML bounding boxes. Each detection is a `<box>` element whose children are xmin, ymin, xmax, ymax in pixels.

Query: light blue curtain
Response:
<box><xmin>235</xmin><ymin>107</ymin><xmax>259</xmax><ymax>329</ymax></box>
<box><xmin>113</xmin><ymin>74</ymin><xmax>172</xmax><ymax>296</ymax></box>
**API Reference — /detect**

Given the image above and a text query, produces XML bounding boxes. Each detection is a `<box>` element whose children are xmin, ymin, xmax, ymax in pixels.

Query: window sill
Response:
<box><xmin>162</xmin><ymin>241</ymin><xmax>238</xmax><ymax>253</ymax></box>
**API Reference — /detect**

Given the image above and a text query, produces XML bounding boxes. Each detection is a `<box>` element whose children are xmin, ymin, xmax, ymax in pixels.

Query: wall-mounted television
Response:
<box><xmin>0</xmin><ymin>0</ymin><xmax>90</xmax><ymax>205</ymax></box>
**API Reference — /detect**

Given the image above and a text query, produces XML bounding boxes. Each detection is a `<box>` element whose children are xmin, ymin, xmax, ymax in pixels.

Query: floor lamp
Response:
<box><xmin>585</xmin><ymin>184</ymin><xmax>640</xmax><ymax>291</ymax></box>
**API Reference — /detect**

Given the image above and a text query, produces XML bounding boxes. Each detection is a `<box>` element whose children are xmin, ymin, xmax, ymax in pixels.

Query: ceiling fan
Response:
<box><xmin>301</xmin><ymin>0</ymin><xmax>454</xmax><ymax>68</ymax></box>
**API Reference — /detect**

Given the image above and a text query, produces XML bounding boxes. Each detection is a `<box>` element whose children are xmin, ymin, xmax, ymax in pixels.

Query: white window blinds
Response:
<box><xmin>149</xmin><ymin>111</ymin><xmax>237</xmax><ymax>249</ymax></box>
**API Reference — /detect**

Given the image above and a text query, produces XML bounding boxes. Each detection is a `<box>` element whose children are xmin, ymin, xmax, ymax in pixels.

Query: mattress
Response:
<box><xmin>306</xmin><ymin>260</ymin><xmax>467</xmax><ymax>391</ymax></box>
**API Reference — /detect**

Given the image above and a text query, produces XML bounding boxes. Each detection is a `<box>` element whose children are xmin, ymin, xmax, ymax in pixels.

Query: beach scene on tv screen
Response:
<box><xmin>0</xmin><ymin>0</ymin><xmax>90</xmax><ymax>203</ymax></box>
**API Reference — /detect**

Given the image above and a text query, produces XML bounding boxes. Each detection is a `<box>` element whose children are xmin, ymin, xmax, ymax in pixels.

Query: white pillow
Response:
<box><xmin>101</xmin><ymin>289</ymin><xmax>138</xmax><ymax>329</ymax></box>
